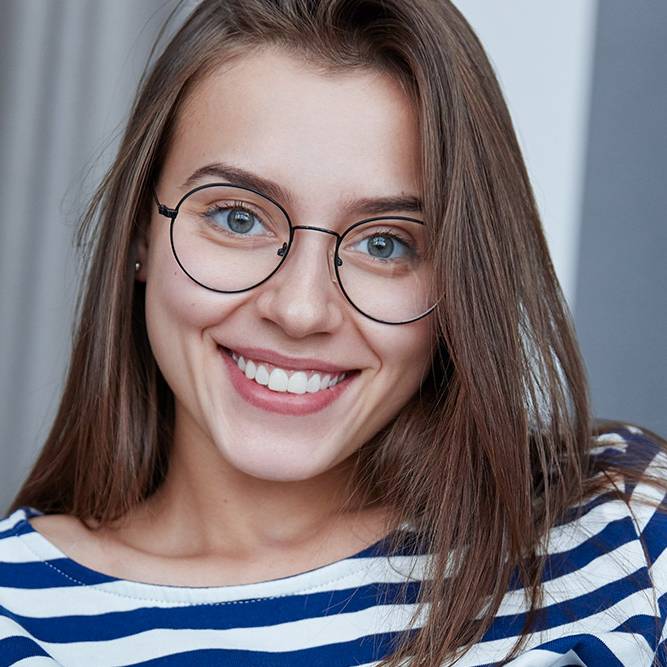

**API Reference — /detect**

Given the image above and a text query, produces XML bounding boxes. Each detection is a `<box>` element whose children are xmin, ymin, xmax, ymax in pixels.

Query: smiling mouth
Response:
<box><xmin>219</xmin><ymin>346</ymin><xmax>360</xmax><ymax>396</ymax></box>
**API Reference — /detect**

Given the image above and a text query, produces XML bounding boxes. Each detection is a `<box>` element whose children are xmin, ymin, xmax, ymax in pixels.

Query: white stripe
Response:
<box><xmin>0</xmin><ymin>615</ymin><xmax>61</xmax><ymax>665</ymax></box>
<box><xmin>496</xmin><ymin>537</ymin><xmax>654</xmax><ymax>617</ymax></box>
<box><xmin>648</xmin><ymin>547</ymin><xmax>667</xmax><ymax>597</ymax></box>
<box><xmin>90</xmin><ymin>552</ymin><xmax>430</xmax><ymax>605</ymax></box>
<box><xmin>591</xmin><ymin>435</ymin><xmax>629</xmax><ymax>451</ymax></box>
<box><xmin>0</xmin><ymin>510</ymin><xmax>30</xmax><ymax>533</ymax></box>
<box><xmin>506</xmin><ymin>648</ymin><xmax>586</xmax><ymax>666</ymax></box>
<box><xmin>0</xmin><ymin>553</ymin><xmax>430</xmax><ymax>617</ymax></box>
<box><xmin>0</xmin><ymin>533</ymin><xmax>63</xmax><ymax>563</ymax></box>
<box><xmin>3</xmin><ymin>585</ymin><xmax>656</xmax><ymax>667</ymax></box>
<box><xmin>595</xmin><ymin>629</ymin><xmax>658</xmax><ymax>667</ymax></box>
<box><xmin>9</xmin><ymin>603</ymin><xmax>426</xmax><ymax>667</ymax></box>
<box><xmin>540</xmin><ymin>494</ymin><xmax>634</xmax><ymax>555</ymax></box>
<box><xmin>456</xmin><ymin>587</ymin><xmax>656</xmax><ymax>666</ymax></box>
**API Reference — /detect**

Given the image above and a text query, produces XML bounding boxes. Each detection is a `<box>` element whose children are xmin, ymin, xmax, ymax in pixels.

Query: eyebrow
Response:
<box><xmin>180</xmin><ymin>162</ymin><xmax>423</xmax><ymax>216</ymax></box>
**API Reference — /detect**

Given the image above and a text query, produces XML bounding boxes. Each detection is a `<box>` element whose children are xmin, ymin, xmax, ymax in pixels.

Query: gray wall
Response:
<box><xmin>0</xmin><ymin>0</ymin><xmax>180</xmax><ymax>511</ymax></box>
<box><xmin>574</xmin><ymin>0</ymin><xmax>667</xmax><ymax>436</ymax></box>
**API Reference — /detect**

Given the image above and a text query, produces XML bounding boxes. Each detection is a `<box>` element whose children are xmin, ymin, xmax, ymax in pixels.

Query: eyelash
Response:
<box><xmin>201</xmin><ymin>202</ymin><xmax>420</xmax><ymax>260</ymax></box>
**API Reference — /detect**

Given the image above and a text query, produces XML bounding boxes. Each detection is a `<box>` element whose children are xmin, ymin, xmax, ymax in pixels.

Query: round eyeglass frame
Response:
<box><xmin>152</xmin><ymin>182</ymin><xmax>438</xmax><ymax>325</ymax></box>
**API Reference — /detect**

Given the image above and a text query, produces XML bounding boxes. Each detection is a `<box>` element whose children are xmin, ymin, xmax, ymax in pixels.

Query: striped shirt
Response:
<box><xmin>1</xmin><ymin>425</ymin><xmax>666</xmax><ymax>666</ymax></box>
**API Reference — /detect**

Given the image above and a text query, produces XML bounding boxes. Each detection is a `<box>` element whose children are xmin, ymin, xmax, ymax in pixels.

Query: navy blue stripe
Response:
<box><xmin>0</xmin><ymin>558</ymin><xmax>114</xmax><ymax>588</ymax></box>
<box><xmin>555</xmin><ymin>490</ymin><xmax>622</xmax><ymax>528</ymax></box>
<box><xmin>9</xmin><ymin>518</ymin><xmax>39</xmax><ymax>538</ymax></box>
<box><xmin>125</xmin><ymin>628</ymin><xmax>420</xmax><ymax>667</ymax></box>
<box><xmin>639</xmin><ymin>495</ymin><xmax>667</xmax><ymax>565</ymax></box>
<box><xmin>659</xmin><ymin>591</ymin><xmax>667</xmax><ymax>628</ymax></box>
<box><xmin>589</xmin><ymin>428</ymin><xmax>662</xmax><ymax>497</ymax></box>
<box><xmin>509</xmin><ymin>515</ymin><xmax>639</xmax><ymax>592</ymax></box>
<box><xmin>657</xmin><ymin>638</ymin><xmax>667</xmax><ymax>666</ymax></box>
<box><xmin>555</xmin><ymin>429</ymin><xmax>661</xmax><ymax>528</ymax></box>
<box><xmin>0</xmin><ymin>525</ymin><xmax>20</xmax><ymax>541</ymax></box>
<box><xmin>0</xmin><ymin>636</ymin><xmax>51</xmax><ymax>666</ymax></box>
<box><xmin>534</xmin><ymin>633</ymin><xmax>625</xmax><ymax>666</ymax></box>
<box><xmin>483</xmin><ymin>568</ymin><xmax>653</xmax><ymax>642</ymax></box>
<box><xmin>611</xmin><ymin>612</ymin><xmax>661</xmax><ymax>653</ymax></box>
<box><xmin>544</xmin><ymin>516</ymin><xmax>638</xmax><ymax>576</ymax></box>
<box><xmin>0</xmin><ymin>580</ymin><xmax>422</xmax><ymax>643</ymax></box>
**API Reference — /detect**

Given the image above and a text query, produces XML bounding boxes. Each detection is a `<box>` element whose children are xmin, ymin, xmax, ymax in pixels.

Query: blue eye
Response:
<box><xmin>204</xmin><ymin>204</ymin><xmax>268</xmax><ymax>236</ymax></box>
<box><xmin>354</xmin><ymin>232</ymin><xmax>414</xmax><ymax>261</ymax></box>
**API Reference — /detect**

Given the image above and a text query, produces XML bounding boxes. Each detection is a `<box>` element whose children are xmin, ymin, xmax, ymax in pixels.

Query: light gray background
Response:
<box><xmin>1</xmin><ymin>0</ymin><xmax>665</xmax><ymax>513</ymax></box>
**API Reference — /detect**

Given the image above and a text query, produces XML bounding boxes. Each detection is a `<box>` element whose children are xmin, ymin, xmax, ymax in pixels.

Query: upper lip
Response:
<box><xmin>221</xmin><ymin>345</ymin><xmax>355</xmax><ymax>373</ymax></box>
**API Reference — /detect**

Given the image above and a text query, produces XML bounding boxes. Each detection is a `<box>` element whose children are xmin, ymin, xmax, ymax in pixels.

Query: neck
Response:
<box><xmin>104</xmin><ymin>408</ymin><xmax>387</xmax><ymax>558</ymax></box>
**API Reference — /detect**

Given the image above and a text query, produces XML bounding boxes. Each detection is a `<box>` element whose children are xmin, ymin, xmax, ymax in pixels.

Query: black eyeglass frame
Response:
<box><xmin>152</xmin><ymin>182</ymin><xmax>437</xmax><ymax>326</ymax></box>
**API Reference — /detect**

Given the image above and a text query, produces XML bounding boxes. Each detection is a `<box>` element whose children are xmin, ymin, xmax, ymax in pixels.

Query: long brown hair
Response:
<box><xmin>8</xmin><ymin>1</ymin><xmax>666</xmax><ymax>664</ymax></box>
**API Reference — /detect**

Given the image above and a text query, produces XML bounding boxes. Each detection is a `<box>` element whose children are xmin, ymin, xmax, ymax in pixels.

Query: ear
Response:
<box><xmin>132</xmin><ymin>226</ymin><xmax>149</xmax><ymax>283</ymax></box>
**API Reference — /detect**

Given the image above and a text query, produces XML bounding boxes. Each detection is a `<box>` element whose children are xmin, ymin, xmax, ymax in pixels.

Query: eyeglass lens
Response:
<box><xmin>170</xmin><ymin>184</ymin><xmax>436</xmax><ymax>324</ymax></box>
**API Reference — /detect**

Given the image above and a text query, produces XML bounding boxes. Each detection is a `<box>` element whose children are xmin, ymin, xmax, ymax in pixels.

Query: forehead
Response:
<box><xmin>164</xmin><ymin>47</ymin><xmax>422</xmax><ymax>215</ymax></box>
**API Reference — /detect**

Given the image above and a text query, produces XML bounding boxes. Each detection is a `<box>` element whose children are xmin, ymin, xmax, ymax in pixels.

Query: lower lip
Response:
<box><xmin>219</xmin><ymin>347</ymin><xmax>359</xmax><ymax>416</ymax></box>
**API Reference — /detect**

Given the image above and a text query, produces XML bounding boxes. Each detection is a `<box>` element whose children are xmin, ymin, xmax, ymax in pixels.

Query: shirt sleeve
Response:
<box><xmin>617</xmin><ymin>426</ymin><xmax>667</xmax><ymax>665</ymax></box>
<box><xmin>474</xmin><ymin>424</ymin><xmax>667</xmax><ymax>667</ymax></box>
<box><xmin>562</xmin><ymin>424</ymin><xmax>667</xmax><ymax>666</ymax></box>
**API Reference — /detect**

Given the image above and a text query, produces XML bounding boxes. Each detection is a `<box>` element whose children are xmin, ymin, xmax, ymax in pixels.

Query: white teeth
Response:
<box><xmin>268</xmin><ymin>368</ymin><xmax>289</xmax><ymax>392</ymax></box>
<box><xmin>306</xmin><ymin>373</ymin><xmax>321</xmax><ymax>393</ymax></box>
<box><xmin>287</xmin><ymin>371</ymin><xmax>307</xmax><ymax>394</ymax></box>
<box><xmin>228</xmin><ymin>348</ymin><xmax>349</xmax><ymax>395</ymax></box>
<box><xmin>255</xmin><ymin>365</ymin><xmax>269</xmax><ymax>386</ymax></box>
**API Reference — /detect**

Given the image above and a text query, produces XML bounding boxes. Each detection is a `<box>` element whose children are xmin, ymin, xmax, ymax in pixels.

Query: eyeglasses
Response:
<box><xmin>152</xmin><ymin>182</ymin><xmax>438</xmax><ymax>325</ymax></box>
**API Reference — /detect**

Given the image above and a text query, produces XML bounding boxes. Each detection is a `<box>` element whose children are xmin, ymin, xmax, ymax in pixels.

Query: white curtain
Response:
<box><xmin>0</xmin><ymin>0</ymin><xmax>181</xmax><ymax>511</ymax></box>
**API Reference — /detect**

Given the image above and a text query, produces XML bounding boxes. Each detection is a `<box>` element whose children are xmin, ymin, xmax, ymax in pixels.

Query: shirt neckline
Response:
<box><xmin>13</xmin><ymin>505</ymin><xmax>412</xmax><ymax>605</ymax></box>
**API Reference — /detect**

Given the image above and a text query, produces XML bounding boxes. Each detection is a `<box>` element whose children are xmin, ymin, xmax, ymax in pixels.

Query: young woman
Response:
<box><xmin>2</xmin><ymin>1</ymin><xmax>666</xmax><ymax>665</ymax></box>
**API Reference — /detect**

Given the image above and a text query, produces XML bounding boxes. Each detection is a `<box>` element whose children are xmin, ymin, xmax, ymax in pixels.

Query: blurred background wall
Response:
<box><xmin>1</xmin><ymin>0</ymin><xmax>665</xmax><ymax>513</ymax></box>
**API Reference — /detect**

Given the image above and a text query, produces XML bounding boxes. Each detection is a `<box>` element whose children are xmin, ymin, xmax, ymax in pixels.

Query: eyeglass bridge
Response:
<box><xmin>277</xmin><ymin>225</ymin><xmax>343</xmax><ymax>267</ymax></box>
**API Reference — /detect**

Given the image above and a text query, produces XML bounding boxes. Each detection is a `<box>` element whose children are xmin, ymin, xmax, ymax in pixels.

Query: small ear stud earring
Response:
<box><xmin>135</xmin><ymin>261</ymin><xmax>142</xmax><ymax>273</ymax></box>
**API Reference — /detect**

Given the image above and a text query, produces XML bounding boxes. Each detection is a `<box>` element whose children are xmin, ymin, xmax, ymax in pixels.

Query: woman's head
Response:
<box><xmin>141</xmin><ymin>45</ymin><xmax>436</xmax><ymax>484</ymax></box>
<box><xmin>11</xmin><ymin>1</ymin><xmax>592</xmax><ymax>663</ymax></box>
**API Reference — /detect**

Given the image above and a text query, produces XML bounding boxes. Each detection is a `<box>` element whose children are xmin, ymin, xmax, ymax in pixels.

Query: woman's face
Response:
<box><xmin>139</xmin><ymin>47</ymin><xmax>435</xmax><ymax>482</ymax></box>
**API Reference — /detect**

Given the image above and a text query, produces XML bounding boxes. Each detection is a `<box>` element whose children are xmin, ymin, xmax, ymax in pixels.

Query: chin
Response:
<box><xmin>214</xmin><ymin>433</ymin><xmax>344</xmax><ymax>483</ymax></box>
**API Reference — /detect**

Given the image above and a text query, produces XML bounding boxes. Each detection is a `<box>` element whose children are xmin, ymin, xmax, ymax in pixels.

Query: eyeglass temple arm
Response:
<box><xmin>151</xmin><ymin>187</ymin><xmax>177</xmax><ymax>219</ymax></box>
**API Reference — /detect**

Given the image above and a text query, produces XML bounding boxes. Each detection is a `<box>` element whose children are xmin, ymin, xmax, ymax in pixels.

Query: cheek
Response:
<box><xmin>145</xmin><ymin>268</ymin><xmax>216</xmax><ymax>338</ymax></box>
<box><xmin>389</xmin><ymin>321</ymin><xmax>433</xmax><ymax>375</ymax></box>
<box><xmin>143</xmin><ymin>237</ymin><xmax>241</xmax><ymax>377</ymax></box>
<box><xmin>369</xmin><ymin>320</ymin><xmax>435</xmax><ymax>400</ymax></box>
<box><xmin>144</xmin><ymin>229</ymin><xmax>235</xmax><ymax>332</ymax></box>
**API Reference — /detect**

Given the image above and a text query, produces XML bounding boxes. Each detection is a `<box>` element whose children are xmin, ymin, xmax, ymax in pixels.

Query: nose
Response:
<box><xmin>252</xmin><ymin>226</ymin><xmax>346</xmax><ymax>338</ymax></box>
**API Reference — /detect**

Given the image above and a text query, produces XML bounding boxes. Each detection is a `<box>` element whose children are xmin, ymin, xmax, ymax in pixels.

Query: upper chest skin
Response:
<box><xmin>28</xmin><ymin>506</ymin><xmax>393</xmax><ymax>587</ymax></box>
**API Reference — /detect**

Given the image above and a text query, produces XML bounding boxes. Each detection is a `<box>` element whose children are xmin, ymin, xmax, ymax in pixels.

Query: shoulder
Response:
<box><xmin>1</xmin><ymin>506</ymin><xmax>82</xmax><ymax>551</ymax></box>
<box><xmin>489</xmin><ymin>425</ymin><xmax>667</xmax><ymax>664</ymax></box>
<box><xmin>27</xmin><ymin>512</ymin><xmax>90</xmax><ymax>552</ymax></box>
<box><xmin>588</xmin><ymin>421</ymin><xmax>667</xmax><ymax>478</ymax></box>
<box><xmin>0</xmin><ymin>506</ymin><xmax>113</xmax><ymax>579</ymax></box>
<box><xmin>0</xmin><ymin>506</ymin><xmax>67</xmax><ymax>588</ymax></box>
<box><xmin>535</xmin><ymin>424</ymin><xmax>667</xmax><ymax>653</ymax></box>
<box><xmin>550</xmin><ymin>422</ymin><xmax>667</xmax><ymax>564</ymax></box>
<box><xmin>0</xmin><ymin>506</ymin><xmax>47</xmax><ymax>601</ymax></box>
<box><xmin>587</xmin><ymin>423</ymin><xmax>667</xmax><ymax>583</ymax></box>
<box><xmin>0</xmin><ymin>505</ymin><xmax>38</xmax><ymax>556</ymax></box>
<box><xmin>584</xmin><ymin>422</ymin><xmax>667</xmax><ymax>547</ymax></box>
<box><xmin>0</xmin><ymin>505</ymin><xmax>98</xmax><ymax>572</ymax></box>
